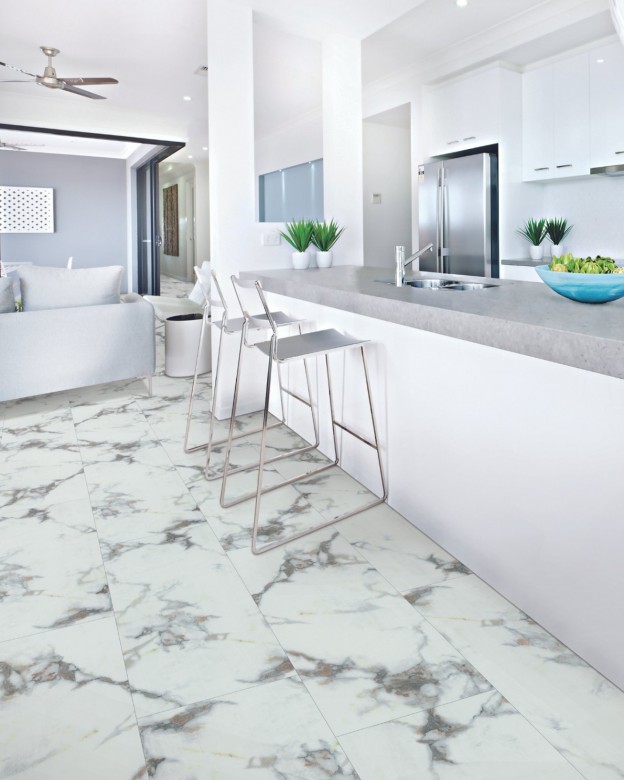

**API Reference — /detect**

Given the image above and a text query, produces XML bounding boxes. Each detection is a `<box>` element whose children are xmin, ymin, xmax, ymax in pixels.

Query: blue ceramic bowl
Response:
<box><xmin>536</xmin><ymin>265</ymin><xmax>624</xmax><ymax>304</ymax></box>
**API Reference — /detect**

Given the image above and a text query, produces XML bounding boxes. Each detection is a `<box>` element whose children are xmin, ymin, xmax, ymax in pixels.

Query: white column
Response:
<box><xmin>207</xmin><ymin>0</ymin><xmax>256</xmax><ymax>279</ymax></box>
<box><xmin>322</xmin><ymin>34</ymin><xmax>364</xmax><ymax>265</ymax></box>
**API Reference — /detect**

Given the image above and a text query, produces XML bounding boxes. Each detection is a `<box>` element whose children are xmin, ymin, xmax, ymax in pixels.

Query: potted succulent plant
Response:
<box><xmin>545</xmin><ymin>217</ymin><xmax>573</xmax><ymax>257</ymax></box>
<box><xmin>279</xmin><ymin>219</ymin><xmax>315</xmax><ymax>269</ymax></box>
<box><xmin>311</xmin><ymin>219</ymin><xmax>345</xmax><ymax>268</ymax></box>
<box><xmin>517</xmin><ymin>218</ymin><xmax>547</xmax><ymax>261</ymax></box>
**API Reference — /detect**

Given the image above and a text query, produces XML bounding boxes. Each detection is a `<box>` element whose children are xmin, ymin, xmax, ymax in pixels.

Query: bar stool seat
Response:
<box><xmin>221</xmin><ymin>276</ymin><xmax>388</xmax><ymax>555</ymax></box>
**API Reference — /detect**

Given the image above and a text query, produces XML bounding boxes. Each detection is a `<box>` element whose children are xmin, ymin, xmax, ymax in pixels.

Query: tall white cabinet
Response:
<box><xmin>589</xmin><ymin>41</ymin><xmax>624</xmax><ymax>168</ymax></box>
<box><xmin>522</xmin><ymin>53</ymin><xmax>589</xmax><ymax>181</ymax></box>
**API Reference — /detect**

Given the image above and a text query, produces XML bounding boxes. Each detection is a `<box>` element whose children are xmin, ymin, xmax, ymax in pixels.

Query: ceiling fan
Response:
<box><xmin>0</xmin><ymin>46</ymin><xmax>118</xmax><ymax>100</ymax></box>
<box><xmin>0</xmin><ymin>138</ymin><xmax>45</xmax><ymax>151</ymax></box>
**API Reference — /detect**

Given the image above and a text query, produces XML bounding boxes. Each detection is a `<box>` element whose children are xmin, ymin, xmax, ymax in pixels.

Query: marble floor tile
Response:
<box><xmin>83</xmin><ymin>457</ymin><xmax>205</xmax><ymax>544</ymax></box>
<box><xmin>102</xmin><ymin>524</ymin><xmax>294</xmax><ymax>718</ymax></box>
<box><xmin>0</xmin><ymin>461</ymin><xmax>87</xmax><ymax>519</ymax></box>
<box><xmin>228</xmin><ymin>530</ymin><xmax>491</xmax><ymax>735</ymax></box>
<box><xmin>139</xmin><ymin>676</ymin><xmax>357</xmax><ymax>779</ymax></box>
<box><xmin>338</xmin><ymin>502</ymin><xmax>471</xmax><ymax>593</ymax></box>
<box><xmin>405</xmin><ymin>574</ymin><xmax>624</xmax><ymax>780</ymax></box>
<box><xmin>0</xmin><ymin>498</ymin><xmax>111</xmax><ymax>641</ymax></box>
<box><xmin>0</xmin><ymin>616</ymin><xmax>146</xmax><ymax>779</ymax></box>
<box><xmin>0</xmin><ymin>395</ymin><xmax>80</xmax><ymax>467</ymax></box>
<box><xmin>193</xmin><ymin>465</ymin><xmax>333</xmax><ymax>552</ymax></box>
<box><xmin>339</xmin><ymin>690</ymin><xmax>583</xmax><ymax>780</ymax></box>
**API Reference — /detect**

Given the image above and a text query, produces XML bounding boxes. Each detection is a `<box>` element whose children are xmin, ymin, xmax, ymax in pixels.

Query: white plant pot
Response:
<box><xmin>316</xmin><ymin>250</ymin><xmax>333</xmax><ymax>268</ymax></box>
<box><xmin>551</xmin><ymin>243</ymin><xmax>563</xmax><ymax>257</ymax></box>
<box><xmin>292</xmin><ymin>251</ymin><xmax>311</xmax><ymax>270</ymax></box>
<box><xmin>529</xmin><ymin>245</ymin><xmax>544</xmax><ymax>261</ymax></box>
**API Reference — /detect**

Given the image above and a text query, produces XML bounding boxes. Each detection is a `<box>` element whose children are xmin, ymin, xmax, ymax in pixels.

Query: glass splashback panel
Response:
<box><xmin>259</xmin><ymin>159</ymin><xmax>323</xmax><ymax>222</ymax></box>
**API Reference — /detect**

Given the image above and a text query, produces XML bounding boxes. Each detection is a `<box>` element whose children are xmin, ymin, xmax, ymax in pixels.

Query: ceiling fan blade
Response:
<box><xmin>0</xmin><ymin>79</ymin><xmax>37</xmax><ymax>83</ymax></box>
<box><xmin>0</xmin><ymin>61</ymin><xmax>38</xmax><ymax>78</ymax></box>
<box><xmin>59</xmin><ymin>82</ymin><xmax>106</xmax><ymax>99</ymax></box>
<box><xmin>61</xmin><ymin>77</ymin><xmax>118</xmax><ymax>85</ymax></box>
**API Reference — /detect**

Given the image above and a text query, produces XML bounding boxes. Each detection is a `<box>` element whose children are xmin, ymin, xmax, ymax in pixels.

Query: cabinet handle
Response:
<box><xmin>616</xmin><ymin>151</ymin><xmax>624</xmax><ymax>155</ymax></box>
<box><xmin>447</xmin><ymin>140</ymin><xmax>459</xmax><ymax>145</ymax></box>
<box><xmin>463</xmin><ymin>136</ymin><xmax>476</xmax><ymax>141</ymax></box>
<box><xmin>556</xmin><ymin>164</ymin><xmax>573</xmax><ymax>168</ymax></box>
<box><xmin>534</xmin><ymin>167</ymin><xmax>549</xmax><ymax>171</ymax></box>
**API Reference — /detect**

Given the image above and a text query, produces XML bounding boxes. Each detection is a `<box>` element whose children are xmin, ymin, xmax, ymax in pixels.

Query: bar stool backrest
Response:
<box><xmin>230</xmin><ymin>276</ymin><xmax>278</xmax><ymax>334</ymax></box>
<box><xmin>193</xmin><ymin>266</ymin><xmax>236</xmax><ymax>330</ymax></box>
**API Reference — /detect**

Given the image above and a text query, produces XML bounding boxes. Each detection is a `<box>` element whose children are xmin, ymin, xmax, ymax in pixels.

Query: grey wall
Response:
<box><xmin>1</xmin><ymin>150</ymin><xmax>127</xmax><ymax>285</ymax></box>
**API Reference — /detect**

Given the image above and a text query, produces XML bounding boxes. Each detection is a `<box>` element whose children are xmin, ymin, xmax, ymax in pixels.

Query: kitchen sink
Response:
<box><xmin>442</xmin><ymin>282</ymin><xmax>498</xmax><ymax>290</ymax></box>
<box><xmin>405</xmin><ymin>279</ymin><xmax>457</xmax><ymax>288</ymax></box>
<box><xmin>375</xmin><ymin>278</ymin><xmax>499</xmax><ymax>290</ymax></box>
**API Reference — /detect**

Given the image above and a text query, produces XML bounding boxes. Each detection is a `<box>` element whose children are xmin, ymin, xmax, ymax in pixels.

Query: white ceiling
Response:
<box><xmin>363</xmin><ymin>0</ymin><xmax>615</xmax><ymax>86</ymax></box>
<box><xmin>0</xmin><ymin>129</ymin><xmax>143</xmax><ymax>158</ymax></box>
<box><xmin>0</xmin><ymin>0</ymin><xmax>617</xmax><ymax>160</ymax></box>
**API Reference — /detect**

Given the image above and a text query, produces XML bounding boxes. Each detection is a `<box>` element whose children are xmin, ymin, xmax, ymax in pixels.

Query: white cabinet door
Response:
<box><xmin>426</xmin><ymin>69</ymin><xmax>499</xmax><ymax>157</ymax></box>
<box><xmin>523</xmin><ymin>66</ymin><xmax>553</xmax><ymax>181</ymax></box>
<box><xmin>553</xmin><ymin>53</ymin><xmax>589</xmax><ymax>178</ymax></box>
<box><xmin>523</xmin><ymin>53</ymin><xmax>589</xmax><ymax>181</ymax></box>
<box><xmin>590</xmin><ymin>41</ymin><xmax>624</xmax><ymax>168</ymax></box>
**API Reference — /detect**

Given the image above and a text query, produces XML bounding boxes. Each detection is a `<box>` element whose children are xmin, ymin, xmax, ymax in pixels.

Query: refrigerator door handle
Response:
<box><xmin>442</xmin><ymin>181</ymin><xmax>450</xmax><ymax>274</ymax></box>
<box><xmin>436</xmin><ymin>170</ymin><xmax>443</xmax><ymax>274</ymax></box>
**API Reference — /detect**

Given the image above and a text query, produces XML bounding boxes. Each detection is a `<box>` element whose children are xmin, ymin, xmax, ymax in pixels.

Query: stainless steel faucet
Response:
<box><xmin>394</xmin><ymin>243</ymin><xmax>434</xmax><ymax>286</ymax></box>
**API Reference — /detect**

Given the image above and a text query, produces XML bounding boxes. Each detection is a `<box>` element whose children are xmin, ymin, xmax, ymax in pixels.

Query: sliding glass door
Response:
<box><xmin>136</xmin><ymin>159</ymin><xmax>162</xmax><ymax>296</ymax></box>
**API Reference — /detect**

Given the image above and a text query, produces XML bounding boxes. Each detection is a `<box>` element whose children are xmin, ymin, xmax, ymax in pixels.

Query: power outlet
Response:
<box><xmin>261</xmin><ymin>233</ymin><xmax>281</xmax><ymax>246</ymax></box>
<box><xmin>371</xmin><ymin>193</ymin><xmax>382</xmax><ymax>205</ymax></box>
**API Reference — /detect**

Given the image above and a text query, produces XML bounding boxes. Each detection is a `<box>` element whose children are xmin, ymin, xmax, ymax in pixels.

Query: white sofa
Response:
<box><xmin>0</xmin><ymin>267</ymin><xmax>155</xmax><ymax>403</ymax></box>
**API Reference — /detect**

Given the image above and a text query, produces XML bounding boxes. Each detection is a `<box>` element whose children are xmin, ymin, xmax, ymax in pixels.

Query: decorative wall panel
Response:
<box><xmin>0</xmin><ymin>186</ymin><xmax>55</xmax><ymax>233</ymax></box>
<box><xmin>163</xmin><ymin>184</ymin><xmax>179</xmax><ymax>256</ymax></box>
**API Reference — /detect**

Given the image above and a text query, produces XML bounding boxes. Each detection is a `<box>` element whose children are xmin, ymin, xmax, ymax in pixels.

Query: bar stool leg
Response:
<box><xmin>184</xmin><ymin>311</ymin><xmax>212</xmax><ymax>453</ymax></box>
<box><xmin>250</xmin><ymin>345</ymin><xmax>387</xmax><ymax>555</ymax></box>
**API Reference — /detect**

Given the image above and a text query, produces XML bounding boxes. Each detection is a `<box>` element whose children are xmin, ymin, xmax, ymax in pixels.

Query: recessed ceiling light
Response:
<box><xmin>456</xmin><ymin>0</ymin><xmax>468</xmax><ymax>6</ymax></box>
<box><xmin>202</xmin><ymin>146</ymin><xmax>208</xmax><ymax>151</ymax></box>
<box><xmin>187</xmin><ymin>155</ymin><xmax>193</xmax><ymax>159</ymax></box>
<box><xmin>596</xmin><ymin>58</ymin><xmax>605</xmax><ymax>63</ymax></box>
<box><xmin>183</xmin><ymin>95</ymin><xmax>192</xmax><ymax>102</ymax></box>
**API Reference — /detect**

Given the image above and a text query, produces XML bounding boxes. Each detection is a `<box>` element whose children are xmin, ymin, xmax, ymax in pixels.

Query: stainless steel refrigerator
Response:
<box><xmin>418</xmin><ymin>152</ymin><xmax>499</xmax><ymax>277</ymax></box>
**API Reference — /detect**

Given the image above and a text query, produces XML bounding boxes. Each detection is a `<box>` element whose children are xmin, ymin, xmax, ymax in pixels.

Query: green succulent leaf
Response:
<box><xmin>545</xmin><ymin>217</ymin><xmax>573</xmax><ymax>245</ymax></box>
<box><xmin>279</xmin><ymin>219</ymin><xmax>315</xmax><ymax>252</ymax></box>
<box><xmin>517</xmin><ymin>218</ymin><xmax>547</xmax><ymax>246</ymax></box>
<box><xmin>311</xmin><ymin>219</ymin><xmax>345</xmax><ymax>251</ymax></box>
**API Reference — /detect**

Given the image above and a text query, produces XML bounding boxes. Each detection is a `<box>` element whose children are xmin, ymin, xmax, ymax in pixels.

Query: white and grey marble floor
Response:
<box><xmin>1</xmin><ymin>300</ymin><xmax>624</xmax><ymax>778</ymax></box>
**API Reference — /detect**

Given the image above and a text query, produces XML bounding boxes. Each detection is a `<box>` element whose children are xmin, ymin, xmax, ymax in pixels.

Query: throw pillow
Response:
<box><xmin>0</xmin><ymin>276</ymin><xmax>16</xmax><ymax>313</ymax></box>
<box><xmin>19</xmin><ymin>265</ymin><xmax>124</xmax><ymax>312</ymax></box>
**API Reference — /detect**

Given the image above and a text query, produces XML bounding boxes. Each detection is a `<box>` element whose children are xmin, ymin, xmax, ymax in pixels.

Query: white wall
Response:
<box><xmin>362</xmin><ymin>118</ymin><xmax>412</xmax><ymax>267</ymax></box>
<box><xmin>322</xmin><ymin>34</ymin><xmax>364</xmax><ymax>265</ymax></box>
<box><xmin>1</xmin><ymin>150</ymin><xmax>127</xmax><ymax>283</ymax></box>
<box><xmin>255</xmin><ymin>113</ymin><xmax>323</xmax><ymax>177</ymax></box>
<box><xmin>541</xmin><ymin>175</ymin><xmax>624</xmax><ymax>258</ymax></box>
<box><xmin>194</xmin><ymin>160</ymin><xmax>210</xmax><ymax>267</ymax></box>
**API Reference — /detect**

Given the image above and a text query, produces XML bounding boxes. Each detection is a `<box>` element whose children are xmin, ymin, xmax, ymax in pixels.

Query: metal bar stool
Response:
<box><xmin>184</xmin><ymin>269</ymin><xmax>318</xmax><ymax>482</ymax></box>
<box><xmin>221</xmin><ymin>275</ymin><xmax>387</xmax><ymax>555</ymax></box>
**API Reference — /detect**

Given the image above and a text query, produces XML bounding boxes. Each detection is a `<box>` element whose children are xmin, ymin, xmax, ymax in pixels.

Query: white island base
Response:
<box><xmin>252</xmin><ymin>289</ymin><xmax>624</xmax><ymax>691</ymax></box>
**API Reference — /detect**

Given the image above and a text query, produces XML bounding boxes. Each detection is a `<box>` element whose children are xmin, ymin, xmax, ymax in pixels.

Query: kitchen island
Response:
<box><xmin>241</xmin><ymin>265</ymin><xmax>624</xmax><ymax>690</ymax></box>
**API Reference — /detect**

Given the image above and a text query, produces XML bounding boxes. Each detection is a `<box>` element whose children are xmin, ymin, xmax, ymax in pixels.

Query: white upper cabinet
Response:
<box><xmin>589</xmin><ymin>41</ymin><xmax>624</xmax><ymax>168</ymax></box>
<box><xmin>523</xmin><ymin>52</ymin><xmax>589</xmax><ymax>181</ymax></box>
<box><xmin>425</xmin><ymin>68</ymin><xmax>499</xmax><ymax>157</ymax></box>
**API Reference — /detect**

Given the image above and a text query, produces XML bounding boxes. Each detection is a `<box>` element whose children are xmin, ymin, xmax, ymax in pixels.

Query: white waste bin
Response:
<box><xmin>165</xmin><ymin>313</ymin><xmax>211</xmax><ymax>378</ymax></box>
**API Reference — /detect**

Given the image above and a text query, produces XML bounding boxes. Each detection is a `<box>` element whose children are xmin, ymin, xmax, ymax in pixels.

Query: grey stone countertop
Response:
<box><xmin>243</xmin><ymin>266</ymin><xmax>624</xmax><ymax>381</ymax></box>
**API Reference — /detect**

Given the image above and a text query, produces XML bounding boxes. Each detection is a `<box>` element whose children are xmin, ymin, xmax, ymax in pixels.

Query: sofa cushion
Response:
<box><xmin>19</xmin><ymin>265</ymin><xmax>124</xmax><ymax>312</ymax></box>
<box><xmin>0</xmin><ymin>276</ymin><xmax>16</xmax><ymax>313</ymax></box>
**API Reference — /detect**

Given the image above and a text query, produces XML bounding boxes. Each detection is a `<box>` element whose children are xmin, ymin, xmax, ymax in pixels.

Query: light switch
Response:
<box><xmin>371</xmin><ymin>193</ymin><xmax>382</xmax><ymax>205</ymax></box>
<box><xmin>261</xmin><ymin>233</ymin><xmax>281</xmax><ymax>246</ymax></box>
